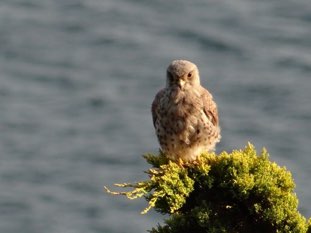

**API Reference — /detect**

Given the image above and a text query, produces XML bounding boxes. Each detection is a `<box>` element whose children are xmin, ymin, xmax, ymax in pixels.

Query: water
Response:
<box><xmin>0</xmin><ymin>0</ymin><xmax>310</xmax><ymax>232</ymax></box>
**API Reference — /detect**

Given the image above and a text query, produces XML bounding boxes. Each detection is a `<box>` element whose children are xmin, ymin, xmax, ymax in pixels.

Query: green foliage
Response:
<box><xmin>105</xmin><ymin>143</ymin><xmax>310</xmax><ymax>233</ymax></box>
<box><xmin>105</xmin><ymin>152</ymin><xmax>194</xmax><ymax>214</ymax></box>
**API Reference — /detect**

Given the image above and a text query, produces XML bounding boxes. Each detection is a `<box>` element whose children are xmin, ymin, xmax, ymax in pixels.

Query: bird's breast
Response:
<box><xmin>165</xmin><ymin>89</ymin><xmax>202</xmax><ymax>115</ymax></box>
<box><xmin>158</xmin><ymin>89</ymin><xmax>202</xmax><ymax>136</ymax></box>
<box><xmin>168</xmin><ymin>87</ymin><xmax>185</xmax><ymax>104</ymax></box>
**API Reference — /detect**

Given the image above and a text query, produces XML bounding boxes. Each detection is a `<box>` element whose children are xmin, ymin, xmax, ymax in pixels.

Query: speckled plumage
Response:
<box><xmin>152</xmin><ymin>60</ymin><xmax>221</xmax><ymax>161</ymax></box>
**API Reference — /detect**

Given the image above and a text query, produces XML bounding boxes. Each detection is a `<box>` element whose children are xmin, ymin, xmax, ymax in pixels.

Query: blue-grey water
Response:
<box><xmin>0</xmin><ymin>0</ymin><xmax>310</xmax><ymax>232</ymax></box>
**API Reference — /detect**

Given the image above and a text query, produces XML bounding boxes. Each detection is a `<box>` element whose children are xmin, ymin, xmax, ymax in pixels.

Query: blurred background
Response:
<box><xmin>0</xmin><ymin>0</ymin><xmax>310</xmax><ymax>232</ymax></box>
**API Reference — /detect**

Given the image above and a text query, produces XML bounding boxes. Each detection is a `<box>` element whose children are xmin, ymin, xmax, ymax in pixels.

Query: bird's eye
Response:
<box><xmin>187</xmin><ymin>72</ymin><xmax>192</xmax><ymax>78</ymax></box>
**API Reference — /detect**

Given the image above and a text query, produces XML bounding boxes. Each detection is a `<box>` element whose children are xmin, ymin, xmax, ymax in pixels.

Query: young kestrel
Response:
<box><xmin>151</xmin><ymin>60</ymin><xmax>221</xmax><ymax>162</ymax></box>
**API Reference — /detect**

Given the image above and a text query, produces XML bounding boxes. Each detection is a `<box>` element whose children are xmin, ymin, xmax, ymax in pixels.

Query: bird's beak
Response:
<box><xmin>178</xmin><ymin>79</ymin><xmax>186</xmax><ymax>89</ymax></box>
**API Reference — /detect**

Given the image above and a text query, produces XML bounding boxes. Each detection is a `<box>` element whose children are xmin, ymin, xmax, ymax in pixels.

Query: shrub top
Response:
<box><xmin>106</xmin><ymin>143</ymin><xmax>310</xmax><ymax>233</ymax></box>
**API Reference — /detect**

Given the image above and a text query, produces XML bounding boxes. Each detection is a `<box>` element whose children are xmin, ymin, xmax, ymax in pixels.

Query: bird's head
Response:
<box><xmin>166</xmin><ymin>60</ymin><xmax>200</xmax><ymax>89</ymax></box>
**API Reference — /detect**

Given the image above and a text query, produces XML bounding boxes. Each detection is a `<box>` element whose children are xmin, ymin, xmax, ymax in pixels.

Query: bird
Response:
<box><xmin>151</xmin><ymin>60</ymin><xmax>221</xmax><ymax>162</ymax></box>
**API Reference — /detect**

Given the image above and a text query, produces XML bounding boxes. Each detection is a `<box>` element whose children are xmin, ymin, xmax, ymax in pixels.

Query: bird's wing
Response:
<box><xmin>151</xmin><ymin>89</ymin><xmax>165</xmax><ymax>127</ymax></box>
<box><xmin>201</xmin><ymin>87</ymin><xmax>219</xmax><ymax>126</ymax></box>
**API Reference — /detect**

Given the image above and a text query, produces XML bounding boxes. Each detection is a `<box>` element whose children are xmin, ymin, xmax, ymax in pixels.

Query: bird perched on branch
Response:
<box><xmin>151</xmin><ymin>60</ymin><xmax>221</xmax><ymax>162</ymax></box>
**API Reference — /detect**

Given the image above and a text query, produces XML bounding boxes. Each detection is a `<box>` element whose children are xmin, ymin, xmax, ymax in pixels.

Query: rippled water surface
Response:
<box><xmin>0</xmin><ymin>0</ymin><xmax>311</xmax><ymax>232</ymax></box>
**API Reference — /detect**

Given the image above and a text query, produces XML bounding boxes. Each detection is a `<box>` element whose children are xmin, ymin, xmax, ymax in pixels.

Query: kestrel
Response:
<box><xmin>151</xmin><ymin>60</ymin><xmax>221</xmax><ymax>162</ymax></box>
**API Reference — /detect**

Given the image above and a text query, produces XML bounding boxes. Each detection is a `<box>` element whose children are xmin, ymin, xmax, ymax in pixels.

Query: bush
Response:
<box><xmin>105</xmin><ymin>143</ymin><xmax>310</xmax><ymax>233</ymax></box>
